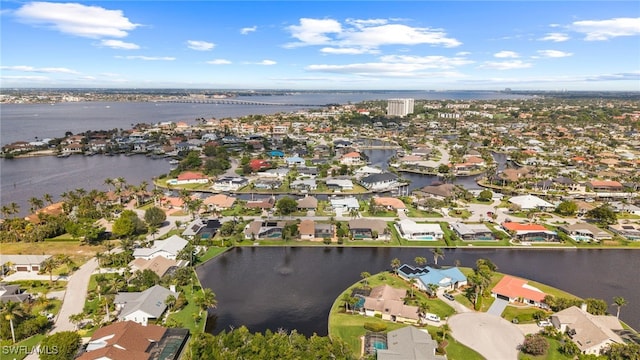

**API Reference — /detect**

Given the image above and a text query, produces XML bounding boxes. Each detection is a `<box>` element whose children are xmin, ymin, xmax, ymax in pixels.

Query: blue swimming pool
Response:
<box><xmin>373</xmin><ymin>341</ymin><xmax>387</xmax><ymax>350</ymax></box>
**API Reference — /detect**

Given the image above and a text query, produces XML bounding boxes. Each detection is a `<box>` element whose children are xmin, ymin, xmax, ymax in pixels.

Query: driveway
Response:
<box><xmin>51</xmin><ymin>258</ymin><xmax>98</xmax><ymax>334</ymax></box>
<box><xmin>487</xmin><ymin>298</ymin><xmax>509</xmax><ymax>316</ymax></box>
<box><xmin>448</xmin><ymin>312</ymin><xmax>524</xmax><ymax>360</ymax></box>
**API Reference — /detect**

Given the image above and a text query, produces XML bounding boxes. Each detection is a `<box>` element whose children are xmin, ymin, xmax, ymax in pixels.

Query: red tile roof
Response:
<box><xmin>177</xmin><ymin>171</ymin><xmax>207</xmax><ymax>181</ymax></box>
<box><xmin>492</xmin><ymin>275</ymin><xmax>546</xmax><ymax>303</ymax></box>
<box><xmin>502</xmin><ymin>222</ymin><xmax>548</xmax><ymax>231</ymax></box>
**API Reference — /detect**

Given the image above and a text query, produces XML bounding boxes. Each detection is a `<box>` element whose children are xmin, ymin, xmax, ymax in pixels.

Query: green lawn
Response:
<box><xmin>502</xmin><ymin>306</ymin><xmax>551</xmax><ymax>323</ymax></box>
<box><xmin>165</xmin><ymin>272</ymin><xmax>206</xmax><ymax>333</ymax></box>
<box><xmin>9</xmin><ymin>334</ymin><xmax>46</xmax><ymax>360</ymax></box>
<box><xmin>518</xmin><ymin>337</ymin><xmax>572</xmax><ymax>360</ymax></box>
<box><xmin>196</xmin><ymin>246</ymin><xmax>230</xmax><ymax>264</ymax></box>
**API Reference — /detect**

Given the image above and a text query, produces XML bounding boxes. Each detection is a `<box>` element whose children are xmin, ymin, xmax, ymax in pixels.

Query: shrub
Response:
<box><xmin>521</xmin><ymin>334</ymin><xmax>548</xmax><ymax>356</ymax></box>
<box><xmin>364</xmin><ymin>322</ymin><xmax>387</xmax><ymax>332</ymax></box>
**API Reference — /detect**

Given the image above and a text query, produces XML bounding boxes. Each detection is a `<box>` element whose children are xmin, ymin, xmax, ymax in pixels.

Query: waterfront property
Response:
<box><xmin>608</xmin><ymin>223</ymin><xmax>640</xmax><ymax>241</ymax></box>
<box><xmin>374</xmin><ymin>326</ymin><xmax>445</xmax><ymax>360</ymax></box>
<box><xmin>558</xmin><ymin>223</ymin><xmax>613</xmax><ymax>242</ymax></box>
<box><xmin>128</xmin><ymin>256</ymin><xmax>183</xmax><ymax>278</ymax></box>
<box><xmin>501</xmin><ymin>222</ymin><xmax>559</xmax><ymax>242</ymax></box>
<box><xmin>78</xmin><ymin>321</ymin><xmax>189</xmax><ymax>360</ymax></box>
<box><xmin>551</xmin><ymin>305</ymin><xmax>624</xmax><ymax>356</ymax></box>
<box><xmin>181</xmin><ymin>218</ymin><xmax>221</xmax><ymax>239</ymax></box>
<box><xmin>362</xmin><ymin>284</ymin><xmax>420</xmax><ymax>324</ymax></box>
<box><xmin>450</xmin><ymin>222</ymin><xmax>495</xmax><ymax>241</ymax></box>
<box><xmin>491</xmin><ymin>275</ymin><xmax>547</xmax><ymax>308</ymax></box>
<box><xmin>395</xmin><ymin>219</ymin><xmax>443</xmax><ymax>241</ymax></box>
<box><xmin>114</xmin><ymin>285</ymin><xmax>178</xmax><ymax>326</ymax></box>
<box><xmin>169</xmin><ymin>171</ymin><xmax>209</xmax><ymax>185</ymax></box>
<box><xmin>132</xmin><ymin>235</ymin><xmax>189</xmax><ymax>261</ymax></box>
<box><xmin>360</xmin><ymin>172</ymin><xmax>400</xmax><ymax>192</ymax></box>
<box><xmin>211</xmin><ymin>176</ymin><xmax>248</xmax><ymax>191</ymax></box>
<box><xmin>397</xmin><ymin>264</ymin><xmax>467</xmax><ymax>293</ymax></box>
<box><xmin>348</xmin><ymin>219</ymin><xmax>391</xmax><ymax>241</ymax></box>
<box><xmin>330</xmin><ymin>196</ymin><xmax>360</xmax><ymax>213</ymax></box>
<box><xmin>203</xmin><ymin>194</ymin><xmax>236</xmax><ymax>211</ymax></box>
<box><xmin>244</xmin><ymin>219</ymin><xmax>296</xmax><ymax>240</ymax></box>
<box><xmin>508</xmin><ymin>194</ymin><xmax>555</xmax><ymax>211</ymax></box>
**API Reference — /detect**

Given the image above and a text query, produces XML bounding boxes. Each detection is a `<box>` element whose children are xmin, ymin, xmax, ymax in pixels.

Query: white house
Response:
<box><xmin>395</xmin><ymin>219</ymin><xmax>443</xmax><ymax>241</ymax></box>
<box><xmin>114</xmin><ymin>285</ymin><xmax>177</xmax><ymax>326</ymax></box>
<box><xmin>551</xmin><ymin>305</ymin><xmax>624</xmax><ymax>356</ymax></box>
<box><xmin>132</xmin><ymin>235</ymin><xmax>188</xmax><ymax>261</ymax></box>
<box><xmin>508</xmin><ymin>194</ymin><xmax>554</xmax><ymax>210</ymax></box>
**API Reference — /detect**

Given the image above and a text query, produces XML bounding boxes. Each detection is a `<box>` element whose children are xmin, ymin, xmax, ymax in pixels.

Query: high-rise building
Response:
<box><xmin>387</xmin><ymin>98</ymin><xmax>415</xmax><ymax>117</ymax></box>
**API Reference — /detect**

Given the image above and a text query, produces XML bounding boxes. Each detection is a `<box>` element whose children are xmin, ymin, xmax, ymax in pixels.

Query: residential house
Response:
<box><xmin>79</xmin><ymin>321</ymin><xmax>189</xmax><ymax>360</ymax></box>
<box><xmin>298</xmin><ymin>220</ymin><xmax>315</xmax><ymax>240</ymax></box>
<box><xmin>314</xmin><ymin>223</ymin><xmax>334</xmax><ymax>240</ymax></box>
<box><xmin>298</xmin><ymin>167</ymin><xmax>318</xmax><ymax>178</ymax></box>
<box><xmin>24</xmin><ymin>202</ymin><xmax>65</xmax><ymax>224</ymax></box>
<box><xmin>114</xmin><ymin>285</ymin><xmax>177</xmax><ymax>326</ymax></box>
<box><xmin>491</xmin><ymin>275</ymin><xmax>548</xmax><ymax>308</ymax></box>
<box><xmin>211</xmin><ymin>176</ymin><xmax>248</xmax><ymax>192</ymax></box>
<box><xmin>253</xmin><ymin>178</ymin><xmax>282</xmax><ymax>190</ymax></box>
<box><xmin>610</xmin><ymin>201</ymin><xmax>640</xmax><ymax>216</ymax></box>
<box><xmin>395</xmin><ymin>220</ymin><xmax>443</xmax><ymax>241</ymax></box>
<box><xmin>132</xmin><ymin>235</ymin><xmax>189</xmax><ymax>261</ymax></box>
<box><xmin>451</xmin><ymin>222</ymin><xmax>495</xmax><ymax>241</ymax></box>
<box><xmin>297</xmin><ymin>196</ymin><xmax>318</xmax><ymax>211</ymax></box>
<box><xmin>414</xmin><ymin>183</ymin><xmax>456</xmax><ymax>200</ymax></box>
<box><xmin>290</xmin><ymin>179</ymin><xmax>317</xmax><ymax>191</ymax></box>
<box><xmin>558</xmin><ymin>223</ymin><xmax>613</xmax><ymax>242</ymax></box>
<box><xmin>261</xmin><ymin>168</ymin><xmax>290</xmax><ymax>180</ymax></box>
<box><xmin>203</xmin><ymin>194</ymin><xmax>236</xmax><ymax>211</ymax></box>
<box><xmin>362</xmin><ymin>285</ymin><xmax>420</xmax><ymax>324</ymax></box>
<box><xmin>0</xmin><ymin>254</ymin><xmax>51</xmax><ymax>273</ymax></box>
<box><xmin>397</xmin><ymin>264</ymin><xmax>467</xmax><ymax>293</ymax></box>
<box><xmin>376</xmin><ymin>326</ymin><xmax>445</xmax><ymax>360</ymax></box>
<box><xmin>373</xmin><ymin>197</ymin><xmax>407</xmax><ymax>212</ymax></box>
<box><xmin>243</xmin><ymin>220</ymin><xmax>294</xmax><ymax>240</ymax></box>
<box><xmin>340</xmin><ymin>151</ymin><xmax>364</xmax><ymax>166</ymax></box>
<box><xmin>354</xmin><ymin>165</ymin><xmax>383</xmax><ymax>179</ymax></box>
<box><xmin>550</xmin><ymin>305</ymin><xmax>624</xmax><ymax>356</ymax></box>
<box><xmin>607</xmin><ymin>223</ymin><xmax>640</xmax><ymax>241</ymax></box>
<box><xmin>330</xmin><ymin>197</ymin><xmax>360</xmax><ymax>212</ymax></box>
<box><xmin>348</xmin><ymin>219</ymin><xmax>390</xmax><ymax>241</ymax></box>
<box><xmin>0</xmin><ymin>283</ymin><xmax>31</xmax><ymax>303</ymax></box>
<box><xmin>508</xmin><ymin>194</ymin><xmax>554</xmax><ymax>211</ymax></box>
<box><xmin>169</xmin><ymin>171</ymin><xmax>208</xmax><ymax>185</ymax></box>
<box><xmin>325</xmin><ymin>178</ymin><xmax>354</xmax><ymax>191</ymax></box>
<box><xmin>128</xmin><ymin>257</ymin><xmax>182</xmax><ymax>278</ymax></box>
<box><xmin>285</xmin><ymin>156</ymin><xmax>306</xmax><ymax>167</ymax></box>
<box><xmin>587</xmin><ymin>180</ymin><xmax>624</xmax><ymax>192</ymax></box>
<box><xmin>249</xmin><ymin>159</ymin><xmax>271</xmax><ymax>172</ymax></box>
<box><xmin>181</xmin><ymin>218</ymin><xmax>221</xmax><ymax>239</ymax></box>
<box><xmin>502</xmin><ymin>222</ymin><xmax>559</xmax><ymax>242</ymax></box>
<box><xmin>360</xmin><ymin>172</ymin><xmax>399</xmax><ymax>191</ymax></box>
<box><xmin>246</xmin><ymin>196</ymin><xmax>276</xmax><ymax>210</ymax></box>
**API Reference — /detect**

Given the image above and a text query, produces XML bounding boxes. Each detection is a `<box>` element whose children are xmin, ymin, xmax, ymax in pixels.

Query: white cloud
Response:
<box><xmin>537</xmin><ymin>50</ymin><xmax>573</xmax><ymax>58</ymax></box>
<box><xmin>539</xmin><ymin>32</ymin><xmax>570</xmax><ymax>42</ymax></box>
<box><xmin>240</xmin><ymin>26</ymin><xmax>257</xmax><ymax>35</ymax></box>
<box><xmin>378</xmin><ymin>55</ymin><xmax>474</xmax><ymax>68</ymax></box>
<box><xmin>494</xmin><ymin>51</ymin><xmax>519</xmax><ymax>58</ymax></box>
<box><xmin>99</xmin><ymin>39</ymin><xmax>139</xmax><ymax>50</ymax></box>
<box><xmin>258</xmin><ymin>60</ymin><xmax>276</xmax><ymax>65</ymax></box>
<box><xmin>115</xmin><ymin>55</ymin><xmax>175</xmax><ymax>61</ymax></box>
<box><xmin>571</xmin><ymin>17</ymin><xmax>640</xmax><ymax>40</ymax></box>
<box><xmin>287</xmin><ymin>18</ymin><xmax>342</xmax><ymax>46</ymax></box>
<box><xmin>187</xmin><ymin>40</ymin><xmax>215</xmax><ymax>51</ymax></box>
<box><xmin>320</xmin><ymin>47</ymin><xmax>379</xmax><ymax>55</ymax></box>
<box><xmin>456</xmin><ymin>51</ymin><xmax>471</xmax><ymax>56</ymax></box>
<box><xmin>206</xmin><ymin>59</ymin><xmax>232</xmax><ymax>65</ymax></box>
<box><xmin>0</xmin><ymin>65</ymin><xmax>79</xmax><ymax>74</ymax></box>
<box><xmin>286</xmin><ymin>17</ymin><xmax>461</xmax><ymax>50</ymax></box>
<box><xmin>480</xmin><ymin>60</ymin><xmax>532</xmax><ymax>70</ymax></box>
<box><xmin>1</xmin><ymin>75</ymin><xmax>50</xmax><ymax>81</ymax></box>
<box><xmin>14</xmin><ymin>2</ymin><xmax>139</xmax><ymax>38</ymax></box>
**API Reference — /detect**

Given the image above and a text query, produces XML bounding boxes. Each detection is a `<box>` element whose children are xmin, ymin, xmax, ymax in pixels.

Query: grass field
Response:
<box><xmin>1</xmin><ymin>241</ymin><xmax>99</xmax><ymax>264</ymax></box>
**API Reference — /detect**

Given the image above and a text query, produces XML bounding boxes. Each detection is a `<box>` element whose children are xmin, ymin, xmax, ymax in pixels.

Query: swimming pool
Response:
<box><xmin>373</xmin><ymin>340</ymin><xmax>387</xmax><ymax>350</ymax></box>
<box><xmin>411</xmin><ymin>235</ymin><xmax>435</xmax><ymax>240</ymax></box>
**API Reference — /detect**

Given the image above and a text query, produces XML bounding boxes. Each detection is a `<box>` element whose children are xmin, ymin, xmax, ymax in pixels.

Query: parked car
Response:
<box><xmin>443</xmin><ymin>293</ymin><xmax>455</xmax><ymax>301</ymax></box>
<box><xmin>537</xmin><ymin>320</ymin><xmax>552</xmax><ymax>327</ymax></box>
<box><xmin>424</xmin><ymin>313</ymin><xmax>440</xmax><ymax>322</ymax></box>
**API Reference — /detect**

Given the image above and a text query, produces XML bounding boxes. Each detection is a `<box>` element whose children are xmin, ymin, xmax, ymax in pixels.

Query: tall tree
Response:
<box><xmin>390</xmin><ymin>258</ymin><xmax>401</xmax><ymax>275</ymax></box>
<box><xmin>432</xmin><ymin>247</ymin><xmax>445</xmax><ymax>265</ymax></box>
<box><xmin>360</xmin><ymin>271</ymin><xmax>371</xmax><ymax>288</ymax></box>
<box><xmin>2</xmin><ymin>301</ymin><xmax>25</xmax><ymax>343</ymax></box>
<box><xmin>195</xmin><ymin>288</ymin><xmax>217</xmax><ymax>316</ymax></box>
<box><xmin>613</xmin><ymin>297</ymin><xmax>627</xmax><ymax>319</ymax></box>
<box><xmin>414</xmin><ymin>256</ymin><xmax>427</xmax><ymax>267</ymax></box>
<box><xmin>41</xmin><ymin>257</ymin><xmax>58</xmax><ymax>284</ymax></box>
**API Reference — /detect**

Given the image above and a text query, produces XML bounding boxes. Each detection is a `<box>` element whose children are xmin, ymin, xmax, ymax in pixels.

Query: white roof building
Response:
<box><xmin>508</xmin><ymin>194</ymin><xmax>554</xmax><ymax>210</ymax></box>
<box><xmin>396</xmin><ymin>219</ymin><xmax>443</xmax><ymax>241</ymax></box>
<box><xmin>132</xmin><ymin>235</ymin><xmax>188</xmax><ymax>261</ymax></box>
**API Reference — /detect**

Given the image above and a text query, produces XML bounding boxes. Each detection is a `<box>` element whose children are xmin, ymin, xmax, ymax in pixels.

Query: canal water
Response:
<box><xmin>197</xmin><ymin>247</ymin><xmax>640</xmax><ymax>336</ymax></box>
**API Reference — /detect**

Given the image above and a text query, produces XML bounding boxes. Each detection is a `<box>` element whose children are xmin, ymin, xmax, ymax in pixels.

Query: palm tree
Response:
<box><xmin>427</xmin><ymin>284</ymin><xmax>439</xmax><ymax>298</ymax></box>
<box><xmin>348</xmin><ymin>207</ymin><xmax>359</xmax><ymax>219</ymax></box>
<box><xmin>441</xmin><ymin>324</ymin><xmax>451</xmax><ymax>341</ymax></box>
<box><xmin>418</xmin><ymin>302</ymin><xmax>430</xmax><ymax>320</ymax></box>
<box><xmin>2</xmin><ymin>301</ymin><xmax>25</xmax><ymax>343</ymax></box>
<box><xmin>69</xmin><ymin>313</ymin><xmax>84</xmax><ymax>330</ymax></box>
<box><xmin>41</xmin><ymin>257</ymin><xmax>58</xmax><ymax>284</ymax></box>
<box><xmin>28</xmin><ymin>197</ymin><xmax>44</xmax><ymax>213</ymax></box>
<box><xmin>195</xmin><ymin>288</ymin><xmax>217</xmax><ymax>316</ymax></box>
<box><xmin>95</xmin><ymin>252</ymin><xmax>105</xmax><ymax>274</ymax></box>
<box><xmin>390</xmin><ymin>258</ymin><xmax>401</xmax><ymax>275</ymax></box>
<box><xmin>414</xmin><ymin>256</ymin><xmax>427</xmax><ymax>267</ymax></box>
<box><xmin>360</xmin><ymin>271</ymin><xmax>371</xmax><ymax>288</ymax></box>
<box><xmin>1</xmin><ymin>205</ymin><xmax>11</xmax><ymax>219</ymax></box>
<box><xmin>341</xmin><ymin>293</ymin><xmax>352</xmax><ymax>313</ymax></box>
<box><xmin>432</xmin><ymin>247</ymin><xmax>445</xmax><ymax>265</ymax></box>
<box><xmin>104</xmin><ymin>178</ymin><xmax>115</xmax><ymax>191</ymax></box>
<box><xmin>613</xmin><ymin>297</ymin><xmax>627</xmax><ymax>319</ymax></box>
<box><xmin>43</xmin><ymin>193</ymin><xmax>54</xmax><ymax>205</ymax></box>
<box><xmin>165</xmin><ymin>294</ymin><xmax>177</xmax><ymax>313</ymax></box>
<box><xmin>8</xmin><ymin>202</ymin><xmax>20</xmax><ymax>217</ymax></box>
<box><xmin>409</xmin><ymin>278</ymin><xmax>417</xmax><ymax>298</ymax></box>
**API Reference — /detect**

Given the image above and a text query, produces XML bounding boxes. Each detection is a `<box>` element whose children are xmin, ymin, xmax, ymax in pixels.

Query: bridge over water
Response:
<box><xmin>153</xmin><ymin>99</ymin><xmax>326</xmax><ymax>107</ymax></box>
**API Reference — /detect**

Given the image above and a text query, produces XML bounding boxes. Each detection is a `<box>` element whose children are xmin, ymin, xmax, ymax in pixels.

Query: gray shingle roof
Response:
<box><xmin>115</xmin><ymin>285</ymin><xmax>177</xmax><ymax>319</ymax></box>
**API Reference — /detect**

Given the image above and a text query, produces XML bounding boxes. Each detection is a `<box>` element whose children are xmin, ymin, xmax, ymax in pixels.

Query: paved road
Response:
<box><xmin>51</xmin><ymin>258</ymin><xmax>98</xmax><ymax>334</ymax></box>
<box><xmin>448</xmin><ymin>312</ymin><xmax>524</xmax><ymax>360</ymax></box>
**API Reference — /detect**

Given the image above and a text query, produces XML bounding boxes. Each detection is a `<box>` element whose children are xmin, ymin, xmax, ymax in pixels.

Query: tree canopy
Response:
<box><xmin>144</xmin><ymin>206</ymin><xmax>167</xmax><ymax>227</ymax></box>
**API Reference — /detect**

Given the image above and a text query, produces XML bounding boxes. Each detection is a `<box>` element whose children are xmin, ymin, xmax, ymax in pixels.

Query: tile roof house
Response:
<box><xmin>203</xmin><ymin>194</ymin><xmax>236</xmax><ymax>211</ymax></box>
<box><xmin>348</xmin><ymin>219</ymin><xmax>391</xmax><ymax>241</ymax></box>
<box><xmin>508</xmin><ymin>194</ymin><xmax>554</xmax><ymax>210</ymax></box>
<box><xmin>395</xmin><ymin>220</ymin><xmax>443</xmax><ymax>241</ymax></box>
<box><xmin>79</xmin><ymin>321</ymin><xmax>189</xmax><ymax>360</ymax></box>
<box><xmin>128</xmin><ymin>257</ymin><xmax>182</xmax><ymax>278</ymax></box>
<box><xmin>0</xmin><ymin>283</ymin><xmax>31</xmax><ymax>303</ymax></box>
<box><xmin>132</xmin><ymin>235</ymin><xmax>189</xmax><ymax>261</ymax></box>
<box><xmin>397</xmin><ymin>264</ymin><xmax>467</xmax><ymax>293</ymax></box>
<box><xmin>298</xmin><ymin>220</ymin><xmax>315</xmax><ymax>240</ymax></box>
<box><xmin>24</xmin><ymin>202</ymin><xmax>65</xmax><ymax>224</ymax></box>
<box><xmin>362</xmin><ymin>285</ymin><xmax>420</xmax><ymax>324</ymax></box>
<box><xmin>377</xmin><ymin>326</ymin><xmax>445</xmax><ymax>360</ymax></box>
<box><xmin>170</xmin><ymin>171</ymin><xmax>208</xmax><ymax>185</ymax></box>
<box><xmin>211</xmin><ymin>176</ymin><xmax>248</xmax><ymax>192</ymax></box>
<box><xmin>558</xmin><ymin>223</ymin><xmax>613</xmax><ymax>242</ymax></box>
<box><xmin>373</xmin><ymin>197</ymin><xmax>406</xmax><ymax>210</ymax></box>
<box><xmin>339</xmin><ymin>151</ymin><xmax>364</xmax><ymax>166</ymax></box>
<box><xmin>0</xmin><ymin>254</ymin><xmax>52</xmax><ymax>273</ymax></box>
<box><xmin>296</xmin><ymin>196</ymin><xmax>318</xmax><ymax>210</ymax></box>
<box><xmin>491</xmin><ymin>275</ymin><xmax>547</xmax><ymax>308</ymax></box>
<box><xmin>501</xmin><ymin>222</ymin><xmax>558</xmax><ymax>242</ymax></box>
<box><xmin>550</xmin><ymin>305</ymin><xmax>624</xmax><ymax>356</ymax></box>
<box><xmin>451</xmin><ymin>222</ymin><xmax>495</xmax><ymax>241</ymax></box>
<box><xmin>414</xmin><ymin>183</ymin><xmax>456</xmax><ymax>199</ymax></box>
<box><xmin>114</xmin><ymin>285</ymin><xmax>178</xmax><ymax>326</ymax></box>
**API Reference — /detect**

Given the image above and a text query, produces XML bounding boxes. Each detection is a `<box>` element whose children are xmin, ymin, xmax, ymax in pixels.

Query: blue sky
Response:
<box><xmin>1</xmin><ymin>1</ymin><xmax>639</xmax><ymax>90</ymax></box>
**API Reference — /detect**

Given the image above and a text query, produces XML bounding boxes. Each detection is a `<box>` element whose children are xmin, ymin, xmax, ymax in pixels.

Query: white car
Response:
<box><xmin>537</xmin><ymin>320</ymin><xmax>552</xmax><ymax>327</ymax></box>
<box><xmin>424</xmin><ymin>313</ymin><xmax>441</xmax><ymax>323</ymax></box>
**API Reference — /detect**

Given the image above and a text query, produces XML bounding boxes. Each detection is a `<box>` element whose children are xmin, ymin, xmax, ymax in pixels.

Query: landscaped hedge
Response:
<box><xmin>364</xmin><ymin>322</ymin><xmax>387</xmax><ymax>332</ymax></box>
